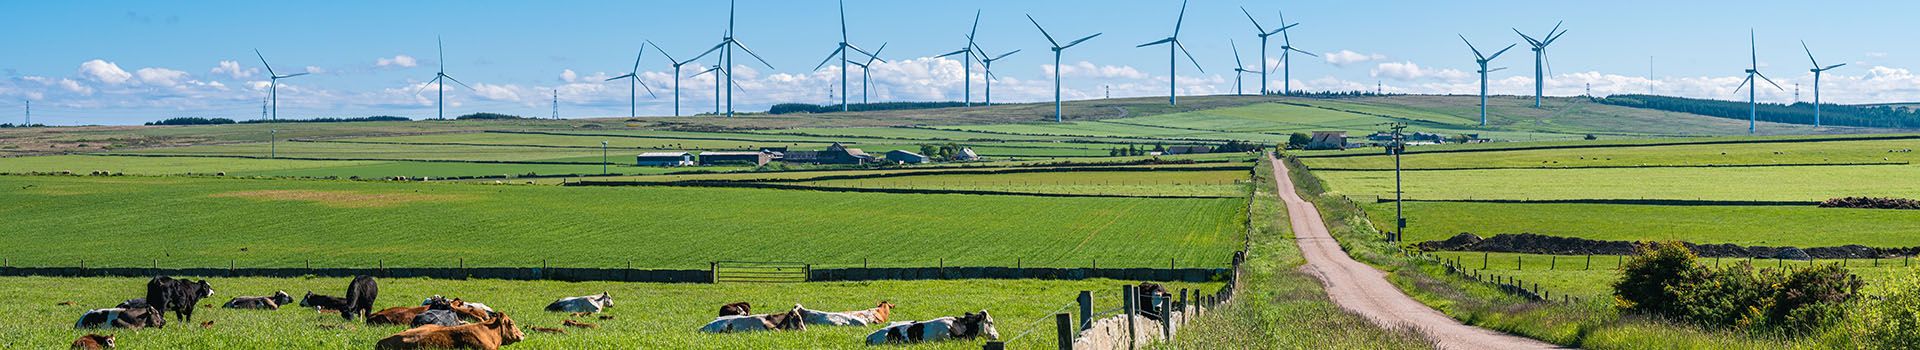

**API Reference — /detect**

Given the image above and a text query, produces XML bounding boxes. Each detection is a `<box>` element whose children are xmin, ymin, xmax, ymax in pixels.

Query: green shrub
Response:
<box><xmin>1613</xmin><ymin>241</ymin><xmax>1698</xmax><ymax>315</ymax></box>
<box><xmin>1828</xmin><ymin>270</ymin><xmax>1920</xmax><ymax>349</ymax></box>
<box><xmin>1615</xmin><ymin>242</ymin><xmax>1859</xmax><ymax>335</ymax></box>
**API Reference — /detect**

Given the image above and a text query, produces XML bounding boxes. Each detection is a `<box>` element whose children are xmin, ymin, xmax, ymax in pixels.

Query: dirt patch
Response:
<box><xmin>1418</xmin><ymin>232</ymin><xmax>1920</xmax><ymax>259</ymax></box>
<box><xmin>209</xmin><ymin>190</ymin><xmax>465</xmax><ymax>208</ymax></box>
<box><xmin>1821</xmin><ymin>197</ymin><xmax>1920</xmax><ymax>210</ymax></box>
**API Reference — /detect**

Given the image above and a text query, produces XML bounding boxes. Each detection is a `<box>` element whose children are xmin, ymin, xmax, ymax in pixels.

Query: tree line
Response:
<box><xmin>769</xmin><ymin>102</ymin><xmax>968</xmax><ymax>115</ymax></box>
<box><xmin>1597</xmin><ymin>94</ymin><xmax>1920</xmax><ymax>129</ymax></box>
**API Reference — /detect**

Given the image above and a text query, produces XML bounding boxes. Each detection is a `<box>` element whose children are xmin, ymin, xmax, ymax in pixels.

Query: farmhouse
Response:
<box><xmin>782</xmin><ymin>143</ymin><xmax>873</xmax><ymax>165</ymax></box>
<box><xmin>885</xmin><ymin>150</ymin><xmax>930</xmax><ymax>164</ymax></box>
<box><xmin>699</xmin><ymin>151</ymin><xmax>772</xmax><ymax>166</ymax></box>
<box><xmin>953</xmin><ymin>147</ymin><xmax>980</xmax><ymax>161</ymax></box>
<box><xmin>1306</xmin><ymin>131</ymin><xmax>1348</xmax><ymax>150</ymax></box>
<box><xmin>1164</xmin><ymin>145</ymin><xmax>1213</xmax><ymax>155</ymax></box>
<box><xmin>635</xmin><ymin>152</ymin><xmax>695</xmax><ymax>167</ymax></box>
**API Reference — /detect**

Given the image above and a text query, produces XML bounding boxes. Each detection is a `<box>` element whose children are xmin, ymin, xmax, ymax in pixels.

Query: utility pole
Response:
<box><xmin>261</xmin><ymin>98</ymin><xmax>269</xmax><ymax>120</ymax></box>
<box><xmin>23</xmin><ymin>100</ymin><xmax>28</xmax><ymax>126</ymax></box>
<box><xmin>270</xmin><ymin>129</ymin><xmax>278</xmax><ymax>159</ymax></box>
<box><xmin>601</xmin><ymin>141</ymin><xmax>609</xmax><ymax>175</ymax></box>
<box><xmin>1383</xmin><ymin>122</ymin><xmax>1407</xmax><ymax>243</ymax></box>
<box><xmin>551</xmin><ymin>89</ymin><xmax>559</xmax><ymax>120</ymax></box>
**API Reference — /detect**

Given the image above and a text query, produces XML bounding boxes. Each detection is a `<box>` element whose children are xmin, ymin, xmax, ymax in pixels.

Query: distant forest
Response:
<box><xmin>147</xmin><ymin>116</ymin><xmax>412</xmax><ymax>126</ymax></box>
<box><xmin>1597</xmin><ymin>94</ymin><xmax>1920</xmax><ymax>129</ymax></box>
<box><xmin>768</xmin><ymin>102</ymin><xmax>967</xmax><ymax>115</ymax></box>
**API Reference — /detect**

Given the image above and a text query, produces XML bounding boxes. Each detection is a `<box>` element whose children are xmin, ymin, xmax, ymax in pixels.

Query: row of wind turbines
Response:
<box><xmin>246</xmin><ymin>1</ymin><xmax>1849</xmax><ymax>133</ymax></box>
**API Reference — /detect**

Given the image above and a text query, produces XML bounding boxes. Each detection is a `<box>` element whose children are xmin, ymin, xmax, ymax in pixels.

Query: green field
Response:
<box><xmin>0</xmin><ymin>175</ymin><xmax>1244</xmax><ymax>269</ymax></box>
<box><xmin>0</xmin><ymin>155</ymin><xmax>681</xmax><ymax>179</ymax></box>
<box><xmin>797</xmin><ymin>170</ymin><xmax>1251</xmax><ymax>197</ymax></box>
<box><xmin>1431</xmin><ymin>251</ymin><xmax>1920</xmax><ymax>301</ymax></box>
<box><xmin>1372</xmin><ymin>202</ymin><xmax>1920</xmax><ymax>248</ymax></box>
<box><xmin>0</xmin><ymin>276</ymin><xmax>1214</xmax><ymax>349</ymax></box>
<box><xmin>1315</xmin><ymin>165</ymin><xmax>1920</xmax><ymax>201</ymax></box>
<box><xmin>1299</xmin><ymin>137</ymin><xmax>1920</xmax><ymax>169</ymax></box>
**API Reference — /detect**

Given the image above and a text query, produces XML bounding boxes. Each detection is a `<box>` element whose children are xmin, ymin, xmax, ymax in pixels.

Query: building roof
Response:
<box><xmin>637</xmin><ymin>152</ymin><xmax>693</xmax><ymax>158</ymax></box>
<box><xmin>699</xmin><ymin>151</ymin><xmax>765</xmax><ymax>156</ymax></box>
<box><xmin>886</xmin><ymin>150</ymin><xmax>926</xmax><ymax>158</ymax></box>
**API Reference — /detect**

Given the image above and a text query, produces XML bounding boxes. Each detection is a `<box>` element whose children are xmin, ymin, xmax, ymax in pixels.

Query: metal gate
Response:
<box><xmin>711</xmin><ymin>261</ymin><xmax>810</xmax><ymax>283</ymax></box>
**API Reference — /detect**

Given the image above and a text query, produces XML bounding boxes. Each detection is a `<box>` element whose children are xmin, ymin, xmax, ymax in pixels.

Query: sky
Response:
<box><xmin>4</xmin><ymin>0</ymin><xmax>1920</xmax><ymax>125</ymax></box>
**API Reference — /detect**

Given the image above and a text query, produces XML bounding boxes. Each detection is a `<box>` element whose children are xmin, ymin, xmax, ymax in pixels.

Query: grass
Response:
<box><xmin>0</xmin><ymin>155</ymin><xmax>688</xmax><ymax>179</ymax></box>
<box><xmin>0</xmin><ymin>276</ymin><xmax>1215</xmax><ymax>349</ymax></box>
<box><xmin>0</xmin><ymin>175</ymin><xmax>1244</xmax><ymax>269</ymax></box>
<box><xmin>796</xmin><ymin>170</ymin><xmax>1252</xmax><ymax>197</ymax></box>
<box><xmin>1431</xmin><ymin>251</ymin><xmax>1920</xmax><ymax>301</ymax></box>
<box><xmin>1298</xmin><ymin>137</ymin><xmax>1920</xmax><ymax>170</ymax></box>
<box><xmin>1155</xmin><ymin>155</ymin><xmax>1432</xmax><ymax>349</ymax></box>
<box><xmin>1369</xmin><ymin>202</ymin><xmax>1920</xmax><ymax>248</ymax></box>
<box><xmin>1315</xmin><ymin>165</ymin><xmax>1920</xmax><ymax>201</ymax></box>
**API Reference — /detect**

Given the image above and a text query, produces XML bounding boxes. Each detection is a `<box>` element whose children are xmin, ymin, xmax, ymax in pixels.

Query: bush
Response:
<box><xmin>239</xmin><ymin>116</ymin><xmax>410</xmax><ymax>124</ymax></box>
<box><xmin>1614</xmin><ymin>241</ymin><xmax>1698</xmax><ymax>315</ymax></box>
<box><xmin>146</xmin><ymin>117</ymin><xmax>236</xmax><ymax>126</ymax></box>
<box><xmin>1831</xmin><ymin>270</ymin><xmax>1920</xmax><ymax>348</ymax></box>
<box><xmin>455</xmin><ymin>112</ymin><xmax>525</xmax><ymax>120</ymax></box>
<box><xmin>1615</xmin><ymin>241</ymin><xmax>1860</xmax><ymax>335</ymax></box>
<box><xmin>1287</xmin><ymin>133</ymin><xmax>1311</xmax><ymax>150</ymax></box>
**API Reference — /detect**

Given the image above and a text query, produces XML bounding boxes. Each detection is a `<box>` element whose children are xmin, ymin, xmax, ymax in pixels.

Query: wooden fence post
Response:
<box><xmin>709</xmin><ymin>262</ymin><xmax>718</xmax><ymax>284</ymax></box>
<box><xmin>1078</xmin><ymin>291</ymin><xmax>1093</xmax><ymax>331</ymax></box>
<box><xmin>1516</xmin><ymin>256</ymin><xmax>1522</xmax><ymax>271</ymax></box>
<box><xmin>1160</xmin><ymin>295</ymin><xmax>1172</xmax><ymax>340</ymax></box>
<box><xmin>1178</xmin><ymin>289</ymin><xmax>1189</xmax><ymax>327</ymax></box>
<box><xmin>982</xmin><ymin>341</ymin><xmax>1005</xmax><ymax>350</ymax></box>
<box><xmin>1550</xmin><ymin>256</ymin><xmax>1557</xmax><ymax>270</ymax></box>
<box><xmin>1586</xmin><ymin>255</ymin><xmax>1592</xmax><ymax>270</ymax></box>
<box><xmin>1123</xmin><ymin>285</ymin><xmax>1137</xmax><ymax>350</ymax></box>
<box><xmin>1482</xmin><ymin>252</ymin><xmax>1489</xmax><ymax>269</ymax></box>
<box><xmin>1055</xmin><ymin>312</ymin><xmax>1074</xmax><ymax>350</ymax></box>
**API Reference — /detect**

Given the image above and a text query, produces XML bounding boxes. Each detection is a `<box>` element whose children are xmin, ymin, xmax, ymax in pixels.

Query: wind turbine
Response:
<box><xmin>846</xmin><ymin>43</ymin><xmax>888</xmax><ymax>105</ymax></box>
<box><xmin>1230</xmin><ymin>39</ymin><xmax>1262</xmax><ymax>96</ymax></box>
<box><xmin>692</xmin><ymin>65</ymin><xmax>724</xmax><ymax>115</ymax></box>
<box><xmin>1240</xmin><ymin>7</ymin><xmax>1293</xmax><ymax>95</ymax></box>
<box><xmin>936</xmin><ymin>10</ymin><xmax>985</xmax><ymax>107</ymax></box>
<box><xmin>812</xmin><ymin>0</ymin><xmax>878</xmax><ymax>112</ymax></box>
<box><xmin>1028</xmin><ymin>14</ymin><xmax>1101</xmax><ymax>123</ymax></box>
<box><xmin>1734</xmin><ymin>30</ymin><xmax>1784</xmax><ymax>134</ymax></box>
<box><xmin>1275</xmin><ymin>11</ymin><xmax>1316</xmax><ymax>95</ymax></box>
<box><xmin>1137</xmin><ymin>0</ymin><xmax>1204</xmax><ymax>106</ymax></box>
<box><xmin>650</xmin><ymin>41</ymin><xmax>696</xmax><ymax>117</ymax></box>
<box><xmin>716</xmin><ymin>0</ymin><xmax>776</xmax><ymax>118</ymax></box>
<box><xmin>1802</xmin><ymin>40</ymin><xmax>1845</xmax><ymax>127</ymax></box>
<box><xmin>414</xmin><ymin>37</ymin><xmax>475</xmax><ymax>120</ymax></box>
<box><xmin>254</xmin><ymin>49</ymin><xmax>309</xmax><ymax>121</ymax></box>
<box><xmin>974</xmin><ymin>43</ymin><xmax>1019</xmax><ymax>106</ymax></box>
<box><xmin>1461</xmin><ymin>35</ymin><xmax>1516</xmax><ymax>126</ymax></box>
<box><xmin>606</xmin><ymin>44</ymin><xmax>659</xmax><ymax>118</ymax></box>
<box><xmin>1514</xmin><ymin>21</ymin><xmax>1569</xmax><ymax>108</ymax></box>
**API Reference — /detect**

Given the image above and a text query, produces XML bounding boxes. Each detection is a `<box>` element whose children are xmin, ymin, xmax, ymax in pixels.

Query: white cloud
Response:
<box><xmin>1324</xmin><ymin>50</ymin><xmax>1386</xmax><ymax>67</ymax></box>
<box><xmin>377</xmin><ymin>55</ymin><xmax>418</xmax><ymax>68</ymax></box>
<box><xmin>1046</xmin><ymin>61</ymin><xmax>1148</xmax><ymax>79</ymax></box>
<box><xmin>134</xmin><ymin>67</ymin><xmax>190</xmax><ymax>87</ymax></box>
<box><xmin>560</xmin><ymin>69</ymin><xmax>578</xmax><ymax>83</ymax></box>
<box><xmin>1371</xmin><ymin>61</ymin><xmax>1470</xmax><ymax>81</ymax></box>
<box><xmin>210</xmin><ymin>60</ymin><xmax>257</xmax><ymax>79</ymax></box>
<box><xmin>470</xmin><ymin>83</ymin><xmax>522</xmax><ymax>101</ymax></box>
<box><xmin>78</xmin><ymin>60</ymin><xmax>133</xmax><ymax>85</ymax></box>
<box><xmin>304</xmin><ymin>66</ymin><xmax>325</xmax><ymax>74</ymax></box>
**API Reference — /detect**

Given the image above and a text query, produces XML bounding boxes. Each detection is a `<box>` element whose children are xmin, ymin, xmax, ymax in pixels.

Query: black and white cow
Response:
<box><xmin>865</xmin><ymin>310</ymin><xmax>998</xmax><ymax>345</ymax></box>
<box><xmin>75</xmin><ymin>307</ymin><xmax>165</xmax><ymax>329</ymax></box>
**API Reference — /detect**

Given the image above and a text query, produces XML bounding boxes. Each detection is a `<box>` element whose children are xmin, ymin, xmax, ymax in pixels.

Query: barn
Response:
<box><xmin>783</xmin><ymin>143</ymin><xmax>873</xmax><ymax>165</ymax></box>
<box><xmin>1164</xmin><ymin>145</ymin><xmax>1213</xmax><ymax>155</ymax></box>
<box><xmin>635</xmin><ymin>152</ymin><xmax>695</xmax><ymax>167</ymax></box>
<box><xmin>1307</xmin><ymin>131</ymin><xmax>1349</xmax><ymax>150</ymax></box>
<box><xmin>699</xmin><ymin>151</ymin><xmax>772</xmax><ymax>166</ymax></box>
<box><xmin>885</xmin><ymin>150</ymin><xmax>930</xmax><ymax>164</ymax></box>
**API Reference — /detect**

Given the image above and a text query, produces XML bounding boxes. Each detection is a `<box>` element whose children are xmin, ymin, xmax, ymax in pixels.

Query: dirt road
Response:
<box><xmin>1272</xmin><ymin>156</ymin><xmax>1563</xmax><ymax>349</ymax></box>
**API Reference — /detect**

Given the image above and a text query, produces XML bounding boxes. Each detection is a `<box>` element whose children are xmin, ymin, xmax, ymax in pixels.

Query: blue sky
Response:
<box><xmin>5</xmin><ymin>0</ymin><xmax>1919</xmax><ymax>125</ymax></box>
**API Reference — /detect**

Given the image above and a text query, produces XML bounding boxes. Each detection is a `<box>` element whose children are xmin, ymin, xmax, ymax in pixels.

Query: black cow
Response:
<box><xmin>342</xmin><ymin>275</ymin><xmax>378</xmax><ymax>320</ymax></box>
<box><xmin>1135</xmin><ymin>282</ymin><xmax>1172</xmax><ymax>321</ymax></box>
<box><xmin>145</xmin><ymin>276</ymin><xmax>215</xmax><ymax>325</ymax></box>
<box><xmin>300</xmin><ymin>291</ymin><xmax>350</xmax><ymax>312</ymax></box>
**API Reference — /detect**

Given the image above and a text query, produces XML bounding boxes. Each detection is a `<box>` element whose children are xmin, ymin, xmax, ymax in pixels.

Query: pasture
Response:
<box><xmin>794</xmin><ymin>169</ymin><xmax>1251</xmax><ymax>197</ymax></box>
<box><xmin>0</xmin><ymin>175</ymin><xmax>1245</xmax><ymax>269</ymax></box>
<box><xmin>1370</xmin><ymin>202</ymin><xmax>1920</xmax><ymax>248</ymax></box>
<box><xmin>1430</xmin><ymin>251</ymin><xmax>1920</xmax><ymax>301</ymax></box>
<box><xmin>1314</xmin><ymin>165</ymin><xmax>1920</xmax><ymax>201</ymax></box>
<box><xmin>0</xmin><ymin>276</ymin><xmax>1216</xmax><ymax>349</ymax></box>
<box><xmin>1298</xmin><ymin>136</ymin><xmax>1920</xmax><ymax>169</ymax></box>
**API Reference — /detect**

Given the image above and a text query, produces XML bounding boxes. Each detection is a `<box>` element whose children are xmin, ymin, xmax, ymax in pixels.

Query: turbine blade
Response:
<box><xmin>1137</xmin><ymin>37</ymin><xmax>1175</xmax><ymax>48</ymax></box>
<box><xmin>639</xmin><ymin>79</ymin><xmax>658</xmax><ymax>98</ymax></box>
<box><xmin>1825</xmin><ymin>63</ymin><xmax>1847</xmax><ymax>70</ymax></box>
<box><xmin>444</xmin><ymin>74</ymin><xmax>474</xmax><ymax>90</ymax></box>
<box><xmin>633</xmin><ymin>47</ymin><xmax>646</xmax><ymax>73</ymax></box>
<box><xmin>839</xmin><ymin>0</ymin><xmax>848</xmax><ymax>42</ymax></box>
<box><xmin>1756</xmin><ymin>71</ymin><xmax>1784</xmax><ymax>91</ymax></box>
<box><xmin>1460</xmin><ymin>35</ymin><xmax>1484</xmax><ymax>59</ymax></box>
<box><xmin>606</xmin><ymin>73</ymin><xmax>636</xmax><ymax>82</ymax></box>
<box><xmin>649</xmin><ymin>40</ymin><xmax>678</xmax><ymax>64</ymax></box>
<box><xmin>437</xmin><ymin>37</ymin><xmax>445</xmax><ymax>71</ymax></box>
<box><xmin>846</xmin><ymin>43</ymin><xmax>876</xmax><ymax>59</ymax></box>
<box><xmin>813</xmin><ymin>47</ymin><xmax>845</xmax><ymax>71</ymax></box>
<box><xmin>732</xmin><ymin>40</ymin><xmax>777</xmax><ymax>69</ymax></box>
<box><xmin>991</xmin><ymin>49</ymin><xmax>1021</xmax><ymax>61</ymax></box>
<box><xmin>1177</xmin><ymin>41</ymin><xmax>1205</xmax><ymax>73</ymax></box>
<box><xmin>1734</xmin><ymin>76</ymin><xmax>1751</xmax><ymax>94</ymax></box>
<box><xmin>684</xmin><ymin>42</ymin><xmax>728</xmax><ymax>65</ymax></box>
<box><xmin>1802</xmin><ymin>40</ymin><xmax>1819</xmax><ymax>68</ymax></box>
<box><xmin>1273</xmin><ymin>23</ymin><xmax>1298</xmax><ymax>35</ymax></box>
<box><xmin>969</xmin><ymin>10</ymin><xmax>982</xmax><ymax>41</ymax></box>
<box><xmin>1027</xmin><ymin>15</ymin><xmax>1059</xmax><ymax>47</ymax></box>
<box><xmin>280</xmin><ymin>72</ymin><xmax>311</xmax><ymax>79</ymax></box>
<box><xmin>1173</xmin><ymin>0</ymin><xmax>1189</xmax><ymax>37</ymax></box>
<box><xmin>413</xmin><ymin>76</ymin><xmax>442</xmax><ymax>96</ymax></box>
<box><xmin>1488</xmin><ymin>67</ymin><xmax>1507</xmax><ymax>73</ymax></box>
<box><xmin>1289</xmin><ymin>47</ymin><xmax>1318</xmax><ymax>57</ymax></box>
<box><xmin>1231</xmin><ymin>39</ymin><xmax>1244</xmax><ymax>67</ymax></box>
<box><xmin>868</xmin><ymin>43</ymin><xmax>890</xmax><ymax>64</ymax></box>
<box><xmin>1489</xmin><ymin>44</ymin><xmax>1517</xmax><ymax>61</ymax></box>
<box><xmin>1064</xmin><ymin>33</ymin><xmax>1102</xmax><ymax>49</ymax></box>
<box><xmin>1240</xmin><ymin>7</ymin><xmax>1266</xmax><ymax>33</ymax></box>
<box><xmin>1543</xmin><ymin>49</ymin><xmax>1554</xmax><ymax>75</ymax></box>
<box><xmin>936</xmin><ymin>49</ymin><xmax>970</xmax><ymax>58</ymax></box>
<box><xmin>1544</xmin><ymin>29</ymin><xmax>1568</xmax><ymax>45</ymax></box>
<box><xmin>1514</xmin><ymin>29</ymin><xmax>1541</xmax><ymax>47</ymax></box>
<box><xmin>253</xmin><ymin>49</ymin><xmax>276</xmax><ymax>76</ymax></box>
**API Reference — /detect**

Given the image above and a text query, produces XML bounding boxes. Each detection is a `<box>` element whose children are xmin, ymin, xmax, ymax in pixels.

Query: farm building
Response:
<box><xmin>1164</xmin><ymin>145</ymin><xmax>1213</xmax><ymax>155</ymax></box>
<box><xmin>635</xmin><ymin>152</ymin><xmax>695</xmax><ymax>167</ymax></box>
<box><xmin>953</xmin><ymin>147</ymin><xmax>980</xmax><ymax>161</ymax></box>
<box><xmin>885</xmin><ymin>150</ymin><xmax>930</xmax><ymax>164</ymax></box>
<box><xmin>699</xmin><ymin>151</ymin><xmax>772</xmax><ymax>166</ymax></box>
<box><xmin>1307</xmin><ymin>131</ymin><xmax>1349</xmax><ymax>150</ymax></box>
<box><xmin>782</xmin><ymin>143</ymin><xmax>873</xmax><ymax>164</ymax></box>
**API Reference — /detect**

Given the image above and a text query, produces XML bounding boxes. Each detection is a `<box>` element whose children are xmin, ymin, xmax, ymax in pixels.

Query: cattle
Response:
<box><xmin>865</xmin><ymin>310</ymin><xmax>998</xmax><ymax>345</ymax></box>
<box><xmin>343</xmin><ymin>276</ymin><xmax>379</xmax><ymax>321</ymax></box>
<box><xmin>74</xmin><ymin>307</ymin><xmax>165</xmax><ymax>329</ymax></box>
<box><xmin>1135</xmin><ymin>282</ymin><xmax>1172</xmax><ymax>321</ymax></box>
<box><xmin>409</xmin><ymin>298</ymin><xmax>463</xmax><ymax>328</ymax></box>
<box><xmin>70</xmin><ymin>334</ymin><xmax>114</xmax><ymax>350</ymax></box>
<box><xmin>301</xmin><ymin>292</ymin><xmax>351</xmax><ymax>312</ymax></box>
<box><xmin>223</xmin><ymin>291</ymin><xmax>293</xmax><ymax>310</ymax></box>
<box><xmin>419</xmin><ymin>296</ymin><xmax>493</xmax><ymax>322</ymax></box>
<box><xmin>366</xmin><ymin>306</ymin><xmax>429</xmax><ymax>326</ymax></box>
<box><xmin>145</xmin><ymin>276</ymin><xmax>215</xmax><ymax>325</ymax></box>
<box><xmin>375</xmin><ymin>313</ymin><xmax>523</xmax><ymax>350</ymax></box>
<box><xmin>698</xmin><ymin>305</ymin><xmax>805</xmax><ymax>333</ymax></box>
<box><xmin>544</xmin><ymin>292</ymin><xmax>612</xmax><ymax>313</ymax></box>
<box><xmin>718</xmin><ymin>302</ymin><xmax>751</xmax><ymax>317</ymax></box>
<box><xmin>796</xmin><ymin>301</ymin><xmax>893</xmax><ymax>326</ymax></box>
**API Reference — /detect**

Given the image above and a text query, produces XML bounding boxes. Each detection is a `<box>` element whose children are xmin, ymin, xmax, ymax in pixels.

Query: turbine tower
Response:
<box><xmin>414</xmin><ymin>37</ymin><xmax>474</xmax><ymax>120</ymax></box>
<box><xmin>1230</xmin><ymin>39</ymin><xmax>1263</xmax><ymax>96</ymax></box>
<box><xmin>650</xmin><ymin>40</ymin><xmax>698</xmax><ymax>117</ymax></box>
<box><xmin>692</xmin><ymin>65</ymin><xmax>725</xmax><ymax>115</ymax></box>
<box><xmin>1733</xmin><ymin>30</ymin><xmax>1784</xmax><ymax>134</ymax></box>
<box><xmin>1461</xmin><ymin>35</ymin><xmax>1516</xmax><ymax>126</ymax></box>
<box><xmin>1514</xmin><ymin>21</ymin><xmax>1569</xmax><ymax>108</ymax></box>
<box><xmin>1137</xmin><ymin>0</ymin><xmax>1204</xmax><ymax>106</ymax></box>
<box><xmin>846</xmin><ymin>43</ymin><xmax>888</xmax><ymax>105</ymax></box>
<box><xmin>812</xmin><ymin>0</ymin><xmax>878</xmax><ymax>111</ymax></box>
<box><xmin>974</xmin><ymin>43</ymin><xmax>1019</xmax><ymax>106</ymax></box>
<box><xmin>716</xmin><ymin>0</ymin><xmax>776</xmax><ymax>118</ymax></box>
<box><xmin>254</xmin><ymin>49</ymin><xmax>309</xmax><ymax>121</ymax></box>
<box><xmin>1802</xmin><ymin>41</ymin><xmax>1845</xmax><ymax>128</ymax></box>
<box><xmin>1276</xmin><ymin>11</ymin><xmax>1315</xmax><ymax>95</ymax></box>
<box><xmin>1028</xmin><ymin>14</ymin><xmax>1101</xmax><ymax>123</ymax></box>
<box><xmin>1240</xmin><ymin>7</ymin><xmax>1294</xmax><ymax>95</ymax></box>
<box><xmin>606</xmin><ymin>44</ymin><xmax>659</xmax><ymax>118</ymax></box>
<box><xmin>936</xmin><ymin>10</ymin><xmax>985</xmax><ymax>107</ymax></box>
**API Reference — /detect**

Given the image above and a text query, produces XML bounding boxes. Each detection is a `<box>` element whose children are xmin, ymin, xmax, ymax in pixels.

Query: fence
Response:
<box><xmin>978</xmin><ymin>255</ymin><xmax>1243</xmax><ymax>350</ymax></box>
<box><xmin>0</xmin><ymin>259</ymin><xmax>1228</xmax><ymax>285</ymax></box>
<box><xmin>711</xmin><ymin>261</ymin><xmax>809</xmax><ymax>283</ymax></box>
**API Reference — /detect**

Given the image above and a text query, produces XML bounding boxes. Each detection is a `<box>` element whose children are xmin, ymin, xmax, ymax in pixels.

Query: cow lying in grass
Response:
<box><xmin>718</xmin><ymin>302</ymin><xmax>751</xmax><ymax>317</ymax></box>
<box><xmin>419</xmin><ymin>296</ymin><xmax>494</xmax><ymax>322</ymax></box>
<box><xmin>223</xmin><ymin>291</ymin><xmax>293</xmax><ymax>310</ymax></box>
<box><xmin>367</xmin><ymin>306</ymin><xmax>429</xmax><ymax>326</ymax></box>
<box><xmin>797</xmin><ymin>301</ymin><xmax>893</xmax><ymax>326</ymax></box>
<box><xmin>75</xmin><ymin>307</ymin><xmax>166</xmax><ymax>329</ymax></box>
<box><xmin>866</xmin><ymin>311</ymin><xmax>998</xmax><ymax>345</ymax></box>
<box><xmin>70</xmin><ymin>334</ymin><xmax>114</xmax><ymax>350</ymax></box>
<box><xmin>544</xmin><ymin>292</ymin><xmax>612</xmax><ymax>313</ymax></box>
<box><xmin>374</xmin><ymin>312</ymin><xmax>522</xmax><ymax>350</ymax></box>
<box><xmin>300</xmin><ymin>292</ymin><xmax>349</xmax><ymax>312</ymax></box>
<box><xmin>698</xmin><ymin>305</ymin><xmax>805</xmax><ymax>333</ymax></box>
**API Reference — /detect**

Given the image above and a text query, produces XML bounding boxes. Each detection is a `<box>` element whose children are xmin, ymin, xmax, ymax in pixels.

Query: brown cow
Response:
<box><xmin>374</xmin><ymin>313</ymin><xmax>524</xmax><ymax>350</ymax></box>
<box><xmin>718</xmin><ymin>302</ymin><xmax>751</xmax><ymax>317</ymax></box>
<box><xmin>366</xmin><ymin>306</ymin><xmax>429</xmax><ymax>325</ymax></box>
<box><xmin>70</xmin><ymin>334</ymin><xmax>113</xmax><ymax>349</ymax></box>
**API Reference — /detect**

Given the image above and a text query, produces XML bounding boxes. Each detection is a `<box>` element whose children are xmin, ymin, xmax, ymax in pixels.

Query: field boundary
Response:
<box><xmin>1379</xmin><ymin>198</ymin><xmax>1820</xmax><ymax>207</ymax></box>
<box><xmin>1310</xmin><ymin>161</ymin><xmax>1909</xmax><ymax>171</ymax></box>
<box><xmin>564</xmin><ymin>180</ymin><xmax>1243</xmax><ymax>199</ymax></box>
<box><xmin>484</xmin><ymin>130</ymin><xmax>854</xmax><ymax>144</ymax></box>
<box><xmin>669</xmin><ymin>164</ymin><xmax>1254</xmax><ymax>183</ymax></box>
<box><xmin>1296</xmin><ymin>134</ymin><xmax>1920</xmax><ymax>159</ymax></box>
<box><xmin>0</xmin><ymin>265</ymin><xmax>1227</xmax><ymax>284</ymax></box>
<box><xmin>93</xmin><ymin>152</ymin><xmax>604</xmax><ymax>165</ymax></box>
